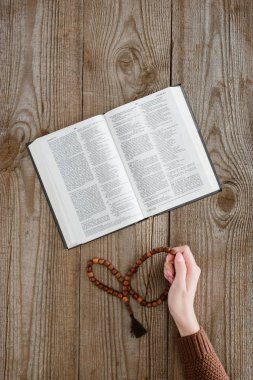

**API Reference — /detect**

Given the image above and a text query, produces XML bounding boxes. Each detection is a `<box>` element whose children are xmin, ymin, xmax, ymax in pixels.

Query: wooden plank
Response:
<box><xmin>0</xmin><ymin>1</ymin><xmax>83</xmax><ymax>378</ymax></box>
<box><xmin>80</xmin><ymin>1</ymin><xmax>172</xmax><ymax>379</ymax></box>
<box><xmin>2</xmin><ymin>1</ymin><xmax>252</xmax><ymax>379</ymax></box>
<box><xmin>170</xmin><ymin>1</ymin><xmax>253</xmax><ymax>379</ymax></box>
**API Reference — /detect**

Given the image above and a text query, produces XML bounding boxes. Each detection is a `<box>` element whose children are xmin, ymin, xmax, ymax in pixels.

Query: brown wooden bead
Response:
<box><xmin>87</xmin><ymin>248</ymin><xmax>171</xmax><ymax>318</ymax></box>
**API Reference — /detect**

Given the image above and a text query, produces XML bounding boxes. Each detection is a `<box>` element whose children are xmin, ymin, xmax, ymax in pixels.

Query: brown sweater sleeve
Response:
<box><xmin>177</xmin><ymin>327</ymin><xmax>229</xmax><ymax>380</ymax></box>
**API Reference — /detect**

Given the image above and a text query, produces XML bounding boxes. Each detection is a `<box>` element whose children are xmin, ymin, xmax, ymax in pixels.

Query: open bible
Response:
<box><xmin>27</xmin><ymin>85</ymin><xmax>221</xmax><ymax>249</ymax></box>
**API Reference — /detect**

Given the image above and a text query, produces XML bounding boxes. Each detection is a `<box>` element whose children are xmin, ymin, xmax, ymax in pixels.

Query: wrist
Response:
<box><xmin>173</xmin><ymin>311</ymin><xmax>200</xmax><ymax>337</ymax></box>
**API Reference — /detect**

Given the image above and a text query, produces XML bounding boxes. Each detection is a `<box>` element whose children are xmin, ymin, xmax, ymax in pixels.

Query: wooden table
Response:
<box><xmin>1</xmin><ymin>1</ymin><xmax>252</xmax><ymax>379</ymax></box>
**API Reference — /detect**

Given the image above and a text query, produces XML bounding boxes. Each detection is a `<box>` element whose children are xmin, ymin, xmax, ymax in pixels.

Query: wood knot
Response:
<box><xmin>117</xmin><ymin>51</ymin><xmax>136</xmax><ymax>75</ymax></box>
<box><xmin>0</xmin><ymin>135</ymin><xmax>20</xmax><ymax>171</ymax></box>
<box><xmin>116</xmin><ymin>47</ymin><xmax>157</xmax><ymax>102</ymax></box>
<box><xmin>217</xmin><ymin>184</ymin><xmax>236</xmax><ymax>213</ymax></box>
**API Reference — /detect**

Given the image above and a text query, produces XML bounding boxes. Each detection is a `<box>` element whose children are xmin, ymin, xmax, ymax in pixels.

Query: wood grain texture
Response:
<box><xmin>80</xmin><ymin>1</ymin><xmax>172</xmax><ymax>379</ymax></box>
<box><xmin>0</xmin><ymin>0</ymin><xmax>252</xmax><ymax>379</ymax></box>
<box><xmin>0</xmin><ymin>1</ymin><xmax>82</xmax><ymax>378</ymax></box>
<box><xmin>170</xmin><ymin>1</ymin><xmax>253</xmax><ymax>379</ymax></box>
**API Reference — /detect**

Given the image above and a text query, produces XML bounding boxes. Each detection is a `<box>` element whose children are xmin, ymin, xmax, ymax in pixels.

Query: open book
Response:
<box><xmin>27</xmin><ymin>85</ymin><xmax>221</xmax><ymax>249</ymax></box>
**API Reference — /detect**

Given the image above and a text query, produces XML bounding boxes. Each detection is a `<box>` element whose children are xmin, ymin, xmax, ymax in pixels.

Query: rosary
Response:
<box><xmin>86</xmin><ymin>246</ymin><xmax>176</xmax><ymax>338</ymax></box>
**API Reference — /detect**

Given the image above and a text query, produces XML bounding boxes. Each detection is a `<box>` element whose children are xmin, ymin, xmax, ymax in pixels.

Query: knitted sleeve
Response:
<box><xmin>177</xmin><ymin>327</ymin><xmax>229</xmax><ymax>380</ymax></box>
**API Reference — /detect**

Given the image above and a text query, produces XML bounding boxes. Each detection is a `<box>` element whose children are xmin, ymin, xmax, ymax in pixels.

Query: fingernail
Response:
<box><xmin>176</xmin><ymin>252</ymin><xmax>183</xmax><ymax>262</ymax></box>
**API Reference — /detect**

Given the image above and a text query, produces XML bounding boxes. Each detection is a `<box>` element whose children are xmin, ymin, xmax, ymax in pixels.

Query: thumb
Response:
<box><xmin>173</xmin><ymin>252</ymin><xmax>187</xmax><ymax>288</ymax></box>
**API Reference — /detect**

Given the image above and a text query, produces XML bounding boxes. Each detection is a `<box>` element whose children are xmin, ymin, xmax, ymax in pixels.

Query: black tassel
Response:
<box><xmin>130</xmin><ymin>314</ymin><xmax>147</xmax><ymax>338</ymax></box>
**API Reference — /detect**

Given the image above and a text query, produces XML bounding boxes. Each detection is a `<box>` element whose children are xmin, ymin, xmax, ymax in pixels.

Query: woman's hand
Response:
<box><xmin>164</xmin><ymin>245</ymin><xmax>201</xmax><ymax>337</ymax></box>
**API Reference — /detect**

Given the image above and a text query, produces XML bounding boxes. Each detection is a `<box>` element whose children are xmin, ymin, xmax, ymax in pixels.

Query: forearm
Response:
<box><xmin>177</xmin><ymin>327</ymin><xmax>229</xmax><ymax>380</ymax></box>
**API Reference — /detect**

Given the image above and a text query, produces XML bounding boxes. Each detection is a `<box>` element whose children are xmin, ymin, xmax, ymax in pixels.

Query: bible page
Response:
<box><xmin>105</xmin><ymin>86</ymin><xmax>220</xmax><ymax>218</ymax></box>
<box><xmin>29</xmin><ymin>115</ymin><xmax>142</xmax><ymax>248</ymax></box>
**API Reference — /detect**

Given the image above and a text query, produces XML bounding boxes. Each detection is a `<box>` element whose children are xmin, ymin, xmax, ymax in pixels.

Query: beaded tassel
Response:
<box><xmin>86</xmin><ymin>246</ymin><xmax>176</xmax><ymax>337</ymax></box>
